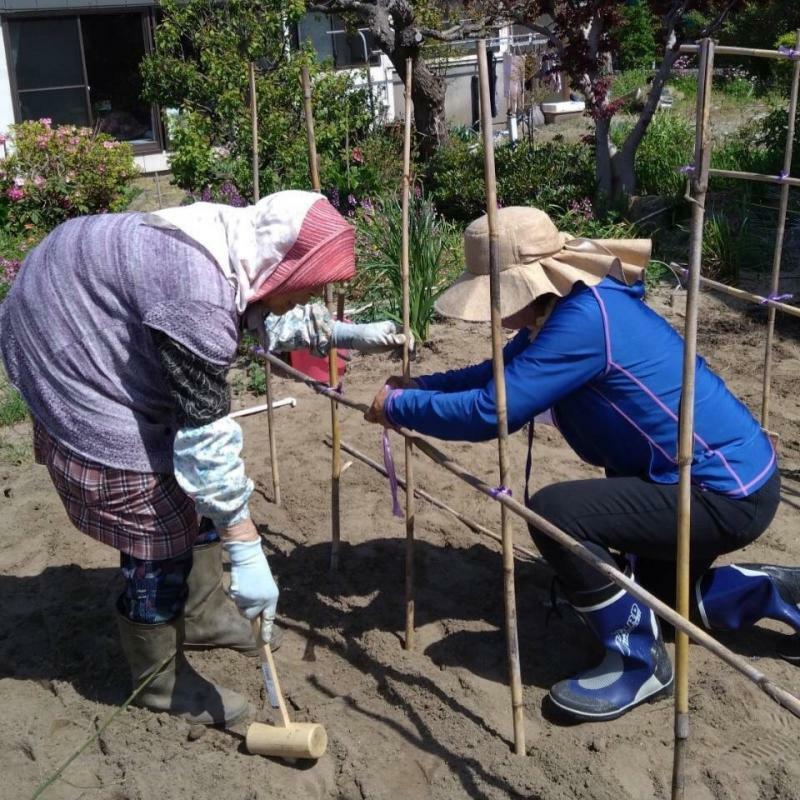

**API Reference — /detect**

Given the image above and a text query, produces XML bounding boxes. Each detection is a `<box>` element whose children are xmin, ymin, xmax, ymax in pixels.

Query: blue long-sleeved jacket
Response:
<box><xmin>385</xmin><ymin>277</ymin><xmax>776</xmax><ymax>497</ymax></box>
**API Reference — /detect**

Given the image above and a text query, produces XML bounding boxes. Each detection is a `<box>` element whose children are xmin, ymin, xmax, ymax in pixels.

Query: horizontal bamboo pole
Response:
<box><xmin>258</xmin><ymin>349</ymin><xmax>800</xmax><ymax>719</ymax></box>
<box><xmin>325</xmin><ymin>435</ymin><xmax>543</xmax><ymax>565</ymax></box>
<box><xmin>230</xmin><ymin>398</ymin><xmax>297</xmax><ymax>419</ymax></box>
<box><xmin>670</xmin><ymin>263</ymin><xmax>800</xmax><ymax>319</ymax></box>
<box><xmin>708</xmin><ymin>168</ymin><xmax>800</xmax><ymax>188</ymax></box>
<box><xmin>680</xmin><ymin>44</ymin><xmax>799</xmax><ymax>62</ymax></box>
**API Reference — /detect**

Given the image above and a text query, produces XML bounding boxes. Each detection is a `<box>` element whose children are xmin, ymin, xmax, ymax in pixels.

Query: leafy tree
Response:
<box><xmin>141</xmin><ymin>0</ymin><xmax>372</xmax><ymax>198</ymax></box>
<box><xmin>495</xmin><ymin>1</ymin><xmax>745</xmax><ymax>205</ymax></box>
<box><xmin>614</xmin><ymin>1</ymin><xmax>659</xmax><ymax>70</ymax></box>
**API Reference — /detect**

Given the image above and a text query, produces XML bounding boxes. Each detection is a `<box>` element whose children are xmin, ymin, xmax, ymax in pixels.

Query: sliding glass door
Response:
<box><xmin>6</xmin><ymin>10</ymin><xmax>162</xmax><ymax>153</ymax></box>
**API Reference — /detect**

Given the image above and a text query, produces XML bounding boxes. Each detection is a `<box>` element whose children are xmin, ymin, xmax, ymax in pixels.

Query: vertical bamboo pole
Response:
<box><xmin>672</xmin><ymin>37</ymin><xmax>715</xmax><ymax>800</ymax></box>
<box><xmin>400</xmin><ymin>58</ymin><xmax>416</xmax><ymax>650</ymax></box>
<box><xmin>249</xmin><ymin>62</ymin><xmax>260</xmax><ymax>202</ymax></box>
<box><xmin>301</xmin><ymin>64</ymin><xmax>342</xmax><ymax>571</ymax></box>
<box><xmin>760</xmin><ymin>29</ymin><xmax>800</xmax><ymax>430</ymax></box>
<box><xmin>476</xmin><ymin>41</ymin><xmax>526</xmax><ymax>757</ymax></box>
<box><xmin>251</xmin><ymin>61</ymin><xmax>282</xmax><ymax>506</ymax></box>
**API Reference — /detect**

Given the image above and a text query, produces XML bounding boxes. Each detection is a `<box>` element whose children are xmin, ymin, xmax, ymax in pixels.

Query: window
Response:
<box><xmin>6</xmin><ymin>11</ymin><xmax>162</xmax><ymax>153</ymax></box>
<box><xmin>296</xmin><ymin>13</ymin><xmax>380</xmax><ymax>69</ymax></box>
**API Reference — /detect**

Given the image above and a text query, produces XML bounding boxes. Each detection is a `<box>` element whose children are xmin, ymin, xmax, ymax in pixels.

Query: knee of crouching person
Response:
<box><xmin>527</xmin><ymin>483</ymin><xmax>570</xmax><ymax>526</ymax></box>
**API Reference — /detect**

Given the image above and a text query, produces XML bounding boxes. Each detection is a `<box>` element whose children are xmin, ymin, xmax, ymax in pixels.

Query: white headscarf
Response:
<box><xmin>145</xmin><ymin>190</ymin><xmax>322</xmax><ymax>313</ymax></box>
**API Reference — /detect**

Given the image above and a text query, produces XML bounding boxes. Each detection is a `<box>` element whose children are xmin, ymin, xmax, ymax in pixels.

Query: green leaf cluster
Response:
<box><xmin>141</xmin><ymin>0</ymin><xmax>373</xmax><ymax>199</ymax></box>
<box><xmin>613</xmin><ymin>1</ymin><xmax>658</xmax><ymax>71</ymax></box>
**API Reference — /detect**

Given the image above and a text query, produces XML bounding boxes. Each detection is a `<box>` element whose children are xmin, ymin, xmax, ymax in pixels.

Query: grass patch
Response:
<box><xmin>0</xmin><ymin>372</ymin><xmax>27</xmax><ymax>427</ymax></box>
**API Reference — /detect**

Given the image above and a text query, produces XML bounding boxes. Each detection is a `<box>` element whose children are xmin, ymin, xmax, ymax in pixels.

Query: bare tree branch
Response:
<box><xmin>699</xmin><ymin>0</ymin><xmax>741</xmax><ymax>37</ymax></box>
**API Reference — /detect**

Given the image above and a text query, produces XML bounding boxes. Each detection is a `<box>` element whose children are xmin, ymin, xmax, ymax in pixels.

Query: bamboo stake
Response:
<box><xmin>477</xmin><ymin>40</ymin><xmax>526</xmax><ymax>757</ymax></box>
<box><xmin>673</xmin><ymin>38</ymin><xmax>715</xmax><ymax>800</ymax></box>
<box><xmin>258</xmin><ymin>348</ymin><xmax>800</xmax><ymax>722</ymax></box>
<box><xmin>250</xmin><ymin>62</ymin><xmax>260</xmax><ymax>202</ymax></box>
<box><xmin>400</xmin><ymin>58</ymin><xmax>417</xmax><ymax>651</ymax></box>
<box><xmin>670</xmin><ymin>264</ymin><xmax>800</xmax><ymax>320</ymax></box>
<box><xmin>708</xmin><ymin>167</ymin><xmax>800</xmax><ymax>188</ymax></box>
<box><xmin>680</xmin><ymin>43</ymin><xmax>799</xmax><ymax>62</ymax></box>
<box><xmin>301</xmin><ymin>64</ymin><xmax>342</xmax><ymax>571</ymax></box>
<box><xmin>760</xmin><ymin>30</ymin><xmax>800</xmax><ymax>430</ymax></box>
<box><xmin>250</xmin><ymin>61</ymin><xmax>282</xmax><ymax>506</ymax></box>
<box><xmin>327</xmin><ymin>436</ymin><xmax>544</xmax><ymax>564</ymax></box>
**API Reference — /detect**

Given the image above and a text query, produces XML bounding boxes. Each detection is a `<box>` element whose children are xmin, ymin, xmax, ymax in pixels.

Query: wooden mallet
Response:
<box><xmin>246</xmin><ymin>624</ymin><xmax>328</xmax><ymax>760</ymax></box>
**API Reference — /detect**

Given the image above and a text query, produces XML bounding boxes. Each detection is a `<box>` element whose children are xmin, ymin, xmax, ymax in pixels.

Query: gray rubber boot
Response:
<box><xmin>117</xmin><ymin>611</ymin><xmax>249</xmax><ymax>726</ymax></box>
<box><xmin>184</xmin><ymin>541</ymin><xmax>282</xmax><ymax>653</ymax></box>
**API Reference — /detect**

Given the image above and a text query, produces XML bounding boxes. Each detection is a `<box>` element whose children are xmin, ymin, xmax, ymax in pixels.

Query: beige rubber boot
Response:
<box><xmin>117</xmin><ymin>611</ymin><xmax>249</xmax><ymax>726</ymax></box>
<box><xmin>184</xmin><ymin>541</ymin><xmax>281</xmax><ymax>653</ymax></box>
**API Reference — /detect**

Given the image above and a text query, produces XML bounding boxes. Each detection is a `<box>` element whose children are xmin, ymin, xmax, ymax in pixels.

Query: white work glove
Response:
<box><xmin>331</xmin><ymin>320</ymin><xmax>414</xmax><ymax>353</ymax></box>
<box><xmin>224</xmin><ymin>539</ymin><xmax>279</xmax><ymax>644</ymax></box>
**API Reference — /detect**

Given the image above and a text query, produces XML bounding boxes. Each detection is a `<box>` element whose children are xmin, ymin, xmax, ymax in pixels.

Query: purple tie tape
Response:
<box><xmin>760</xmin><ymin>292</ymin><xmax>794</xmax><ymax>306</ymax></box>
<box><xmin>490</xmin><ymin>485</ymin><xmax>513</xmax><ymax>499</ymax></box>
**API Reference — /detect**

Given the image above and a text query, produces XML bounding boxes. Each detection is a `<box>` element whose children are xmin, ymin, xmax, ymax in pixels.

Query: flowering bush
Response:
<box><xmin>0</xmin><ymin>119</ymin><xmax>138</xmax><ymax>234</ymax></box>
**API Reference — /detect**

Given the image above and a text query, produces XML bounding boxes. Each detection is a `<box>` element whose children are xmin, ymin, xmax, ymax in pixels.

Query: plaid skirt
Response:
<box><xmin>34</xmin><ymin>420</ymin><xmax>198</xmax><ymax>560</ymax></box>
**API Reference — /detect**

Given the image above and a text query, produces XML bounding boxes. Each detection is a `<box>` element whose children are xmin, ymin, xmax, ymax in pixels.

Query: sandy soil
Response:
<box><xmin>2</xmin><ymin>284</ymin><xmax>800</xmax><ymax>800</ymax></box>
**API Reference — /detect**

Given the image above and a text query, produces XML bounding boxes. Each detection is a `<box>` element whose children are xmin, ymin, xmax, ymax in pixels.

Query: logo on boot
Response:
<box><xmin>613</xmin><ymin>603</ymin><xmax>642</xmax><ymax>657</ymax></box>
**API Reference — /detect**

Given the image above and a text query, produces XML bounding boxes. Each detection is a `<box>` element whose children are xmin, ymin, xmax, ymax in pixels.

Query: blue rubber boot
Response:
<box><xmin>696</xmin><ymin>564</ymin><xmax>800</xmax><ymax>634</ymax></box>
<box><xmin>549</xmin><ymin>585</ymin><xmax>673</xmax><ymax>721</ymax></box>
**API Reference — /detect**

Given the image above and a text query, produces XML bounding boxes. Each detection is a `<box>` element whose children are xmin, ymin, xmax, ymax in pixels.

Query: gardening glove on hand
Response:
<box><xmin>331</xmin><ymin>321</ymin><xmax>414</xmax><ymax>353</ymax></box>
<box><xmin>224</xmin><ymin>539</ymin><xmax>279</xmax><ymax>644</ymax></box>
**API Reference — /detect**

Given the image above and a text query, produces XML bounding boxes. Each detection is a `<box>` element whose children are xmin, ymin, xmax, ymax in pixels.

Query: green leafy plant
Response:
<box><xmin>755</xmin><ymin>106</ymin><xmax>800</xmax><ymax>177</ymax></box>
<box><xmin>554</xmin><ymin>201</ymin><xmax>641</xmax><ymax>239</ymax></box>
<box><xmin>0</xmin><ymin>119</ymin><xmax>137</xmax><ymax>234</ymax></box>
<box><xmin>612</xmin><ymin>68</ymin><xmax>653</xmax><ymax>102</ymax></box>
<box><xmin>356</xmin><ymin>194</ymin><xmax>462</xmax><ymax>344</ymax></box>
<box><xmin>612</xmin><ymin>112</ymin><xmax>694</xmax><ymax>200</ymax></box>
<box><xmin>427</xmin><ymin>136</ymin><xmax>596</xmax><ymax>223</ymax></box>
<box><xmin>142</xmin><ymin>0</ymin><xmax>372</xmax><ymax>202</ymax></box>
<box><xmin>612</xmin><ymin>1</ymin><xmax>658</xmax><ymax>71</ymax></box>
<box><xmin>699</xmin><ymin>215</ymin><xmax>765</xmax><ymax>283</ymax></box>
<box><xmin>0</xmin><ymin>371</ymin><xmax>27</xmax><ymax>427</ymax></box>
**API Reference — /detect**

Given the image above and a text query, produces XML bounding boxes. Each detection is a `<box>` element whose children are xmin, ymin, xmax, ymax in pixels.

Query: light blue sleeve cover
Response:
<box><xmin>173</xmin><ymin>416</ymin><xmax>254</xmax><ymax>528</ymax></box>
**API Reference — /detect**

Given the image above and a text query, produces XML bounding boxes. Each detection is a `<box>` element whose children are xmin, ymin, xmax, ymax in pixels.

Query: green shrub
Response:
<box><xmin>321</xmin><ymin>127</ymin><xmax>405</xmax><ymax>216</ymax></box>
<box><xmin>142</xmin><ymin>0</ymin><xmax>374</xmax><ymax>203</ymax></box>
<box><xmin>554</xmin><ymin>202</ymin><xmax>640</xmax><ymax>239</ymax></box>
<box><xmin>0</xmin><ymin>119</ymin><xmax>137</xmax><ymax>234</ymax></box>
<box><xmin>613</xmin><ymin>1</ymin><xmax>658</xmax><ymax>71</ymax></box>
<box><xmin>772</xmin><ymin>32</ymin><xmax>799</xmax><ymax>94</ymax></box>
<box><xmin>355</xmin><ymin>194</ymin><xmax>462</xmax><ymax>344</ymax></box>
<box><xmin>710</xmin><ymin>119</ymin><xmax>773</xmax><ymax>193</ymax></box>
<box><xmin>0</xmin><ymin>373</ymin><xmax>27</xmax><ymax>427</ymax></box>
<box><xmin>612</xmin><ymin>68</ymin><xmax>652</xmax><ymax>102</ymax></box>
<box><xmin>427</xmin><ymin>137</ymin><xmax>596</xmax><ymax>223</ymax></box>
<box><xmin>715</xmin><ymin>73</ymin><xmax>755</xmax><ymax>100</ymax></box>
<box><xmin>612</xmin><ymin>112</ymin><xmax>693</xmax><ymax>199</ymax></box>
<box><xmin>699</xmin><ymin>215</ymin><xmax>766</xmax><ymax>283</ymax></box>
<box><xmin>755</xmin><ymin>106</ymin><xmax>800</xmax><ymax>176</ymax></box>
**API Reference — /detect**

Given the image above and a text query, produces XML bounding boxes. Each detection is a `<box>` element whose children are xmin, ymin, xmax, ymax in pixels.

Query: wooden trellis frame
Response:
<box><xmin>679</xmin><ymin>33</ymin><xmax>800</xmax><ymax>431</ymax></box>
<box><xmin>254</xmin><ymin>37</ymin><xmax>800</xmax><ymax>777</ymax></box>
<box><xmin>672</xmin><ymin>34</ymin><xmax>800</xmax><ymax>798</ymax></box>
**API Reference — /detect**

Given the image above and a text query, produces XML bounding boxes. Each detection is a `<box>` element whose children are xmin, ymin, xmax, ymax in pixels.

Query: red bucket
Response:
<box><xmin>289</xmin><ymin>349</ymin><xmax>347</xmax><ymax>383</ymax></box>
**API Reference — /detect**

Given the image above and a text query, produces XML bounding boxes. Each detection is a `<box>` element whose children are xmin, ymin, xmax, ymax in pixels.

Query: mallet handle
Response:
<box><xmin>253</xmin><ymin>621</ymin><xmax>291</xmax><ymax>728</ymax></box>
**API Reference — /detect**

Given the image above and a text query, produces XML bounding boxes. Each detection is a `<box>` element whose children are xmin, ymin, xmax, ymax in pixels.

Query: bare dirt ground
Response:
<box><xmin>2</xmin><ymin>284</ymin><xmax>800</xmax><ymax>800</ymax></box>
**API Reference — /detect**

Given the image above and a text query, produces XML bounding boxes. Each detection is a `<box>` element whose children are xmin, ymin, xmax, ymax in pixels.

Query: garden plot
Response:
<box><xmin>1</xmin><ymin>285</ymin><xmax>799</xmax><ymax>800</ymax></box>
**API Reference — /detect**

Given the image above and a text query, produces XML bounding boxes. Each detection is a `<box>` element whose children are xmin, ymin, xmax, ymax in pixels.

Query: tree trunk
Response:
<box><xmin>611</xmin><ymin>149</ymin><xmax>637</xmax><ymax>203</ymax></box>
<box><xmin>594</xmin><ymin>117</ymin><xmax>615</xmax><ymax>206</ymax></box>
<box><xmin>391</xmin><ymin>49</ymin><xmax>447</xmax><ymax>159</ymax></box>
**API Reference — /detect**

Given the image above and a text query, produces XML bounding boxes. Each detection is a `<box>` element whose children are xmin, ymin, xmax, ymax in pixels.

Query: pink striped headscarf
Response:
<box><xmin>146</xmin><ymin>190</ymin><xmax>355</xmax><ymax>313</ymax></box>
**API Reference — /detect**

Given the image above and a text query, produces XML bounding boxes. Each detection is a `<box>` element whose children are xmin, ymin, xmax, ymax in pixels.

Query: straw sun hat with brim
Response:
<box><xmin>434</xmin><ymin>206</ymin><xmax>652</xmax><ymax>323</ymax></box>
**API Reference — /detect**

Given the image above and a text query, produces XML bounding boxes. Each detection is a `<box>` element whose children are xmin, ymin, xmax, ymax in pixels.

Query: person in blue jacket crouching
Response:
<box><xmin>365</xmin><ymin>206</ymin><xmax>795</xmax><ymax>722</ymax></box>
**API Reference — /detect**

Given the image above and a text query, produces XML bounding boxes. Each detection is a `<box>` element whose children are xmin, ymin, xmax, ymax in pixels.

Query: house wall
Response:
<box><xmin>0</xmin><ymin>24</ymin><xmax>14</xmax><ymax>134</ymax></box>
